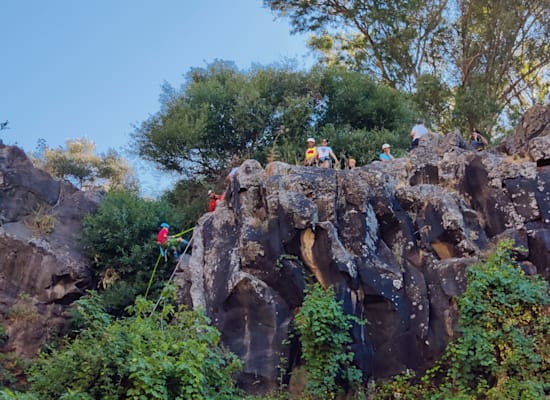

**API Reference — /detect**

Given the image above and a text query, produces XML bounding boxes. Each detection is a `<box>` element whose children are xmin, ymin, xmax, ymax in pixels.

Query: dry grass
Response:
<box><xmin>25</xmin><ymin>204</ymin><xmax>57</xmax><ymax>235</ymax></box>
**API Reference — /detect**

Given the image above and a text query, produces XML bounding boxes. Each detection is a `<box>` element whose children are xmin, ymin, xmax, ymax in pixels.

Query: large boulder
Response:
<box><xmin>0</xmin><ymin>144</ymin><xmax>98</xmax><ymax>358</ymax></box>
<box><xmin>179</xmin><ymin>105</ymin><xmax>550</xmax><ymax>391</ymax></box>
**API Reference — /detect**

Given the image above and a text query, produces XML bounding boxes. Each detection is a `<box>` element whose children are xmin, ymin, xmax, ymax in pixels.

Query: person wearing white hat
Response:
<box><xmin>208</xmin><ymin>190</ymin><xmax>220</xmax><ymax>212</ymax></box>
<box><xmin>303</xmin><ymin>137</ymin><xmax>318</xmax><ymax>166</ymax></box>
<box><xmin>379</xmin><ymin>143</ymin><xmax>395</xmax><ymax>162</ymax></box>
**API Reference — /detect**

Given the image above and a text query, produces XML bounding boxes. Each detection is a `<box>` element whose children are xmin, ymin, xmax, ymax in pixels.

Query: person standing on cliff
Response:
<box><xmin>409</xmin><ymin>119</ymin><xmax>430</xmax><ymax>151</ymax></box>
<box><xmin>316</xmin><ymin>138</ymin><xmax>339</xmax><ymax>168</ymax></box>
<box><xmin>207</xmin><ymin>190</ymin><xmax>219</xmax><ymax>212</ymax></box>
<box><xmin>303</xmin><ymin>138</ymin><xmax>318</xmax><ymax>166</ymax></box>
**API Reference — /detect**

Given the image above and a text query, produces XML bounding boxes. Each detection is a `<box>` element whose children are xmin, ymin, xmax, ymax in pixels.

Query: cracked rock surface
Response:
<box><xmin>177</xmin><ymin>105</ymin><xmax>550</xmax><ymax>391</ymax></box>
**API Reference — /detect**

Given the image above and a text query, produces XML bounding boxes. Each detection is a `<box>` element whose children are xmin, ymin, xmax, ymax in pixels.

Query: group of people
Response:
<box><xmin>411</xmin><ymin>119</ymin><xmax>489</xmax><ymax>151</ymax></box>
<box><xmin>303</xmin><ymin>119</ymin><xmax>490</xmax><ymax>169</ymax></box>
<box><xmin>304</xmin><ymin>137</ymin><xmax>396</xmax><ymax>168</ymax></box>
<box><xmin>304</xmin><ymin>137</ymin><xmax>339</xmax><ymax>167</ymax></box>
<box><xmin>205</xmin><ymin>120</ymin><xmax>489</xmax><ymax>214</ymax></box>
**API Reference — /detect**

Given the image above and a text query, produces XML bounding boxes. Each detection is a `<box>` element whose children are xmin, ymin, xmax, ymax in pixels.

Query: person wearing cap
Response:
<box><xmin>303</xmin><ymin>137</ymin><xmax>318</xmax><ymax>166</ymax></box>
<box><xmin>316</xmin><ymin>138</ymin><xmax>339</xmax><ymax>168</ymax></box>
<box><xmin>409</xmin><ymin>119</ymin><xmax>430</xmax><ymax>151</ymax></box>
<box><xmin>208</xmin><ymin>190</ymin><xmax>220</xmax><ymax>212</ymax></box>
<box><xmin>379</xmin><ymin>144</ymin><xmax>395</xmax><ymax>162</ymax></box>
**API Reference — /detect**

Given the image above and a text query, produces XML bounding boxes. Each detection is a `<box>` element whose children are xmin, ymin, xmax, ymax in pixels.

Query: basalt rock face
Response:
<box><xmin>0</xmin><ymin>144</ymin><xmax>98</xmax><ymax>358</ymax></box>
<box><xmin>178</xmin><ymin>105</ymin><xmax>550</xmax><ymax>392</ymax></box>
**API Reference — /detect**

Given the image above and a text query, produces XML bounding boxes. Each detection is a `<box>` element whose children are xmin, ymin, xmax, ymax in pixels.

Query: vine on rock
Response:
<box><xmin>293</xmin><ymin>283</ymin><xmax>362</xmax><ymax>399</ymax></box>
<box><xmin>375</xmin><ymin>240</ymin><xmax>550</xmax><ymax>399</ymax></box>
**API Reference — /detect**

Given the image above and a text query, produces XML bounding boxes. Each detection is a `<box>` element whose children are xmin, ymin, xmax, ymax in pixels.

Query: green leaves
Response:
<box><xmin>81</xmin><ymin>190</ymin><xmax>187</xmax><ymax>315</ymax></box>
<box><xmin>294</xmin><ymin>283</ymin><xmax>362</xmax><ymax>399</ymax></box>
<box><xmin>133</xmin><ymin>61</ymin><xmax>414</xmax><ymax>179</ymax></box>
<box><xmin>22</xmin><ymin>293</ymin><xmax>242</xmax><ymax>400</ymax></box>
<box><xmin>374</xmin><ymin>239</ymin><xmax>550</xmax><ymax>399</ymax></box>
<box><xmin>30</xmin><ymin>138</ymin><xmax>137</xmax><ymax>191</ymax></box>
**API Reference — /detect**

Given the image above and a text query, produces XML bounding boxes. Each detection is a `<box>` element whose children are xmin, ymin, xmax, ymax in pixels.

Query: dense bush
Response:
<box><xmin>2</xmin><ymin>288</ymin><xmax>242</xmax><ymax>400</ymax></box>
<box><xmin>374</xmin><ymin>240</ymin><xmax>550</xmax><ymax>399</ymax></box>
<box><xmin>81</xmin><ymin>190</ymin><xmax>189</xmax><ymax>314</ymax></box>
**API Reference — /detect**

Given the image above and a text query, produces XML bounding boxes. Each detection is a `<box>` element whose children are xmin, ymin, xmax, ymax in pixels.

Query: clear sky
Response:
<box><xmin>1</xmin><ymin>0</ymin><xmax>312</xmax><ymax>195</ymax></box>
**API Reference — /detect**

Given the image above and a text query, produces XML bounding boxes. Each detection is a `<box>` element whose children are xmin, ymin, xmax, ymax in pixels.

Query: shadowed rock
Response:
<box><xmin>180</xmin><ymin>105</ymin><xmax>550</xmax><ymax>392</ymax></box>
<box><xmin>0</xmin><ymin>143</ymin><xmax>98</xmax><ymax>358</ymax></box>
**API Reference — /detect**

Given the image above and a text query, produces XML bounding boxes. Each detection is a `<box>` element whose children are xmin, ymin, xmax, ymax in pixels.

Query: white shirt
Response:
<box><xmin>317</xmin><ymin>145</ymin><xmax>332</xmax><ymax>160</ymax></box>
<box><xmin>411</xmin><ymin>124</ymin><xmax>428</xmax><ymax>140</ymax></box>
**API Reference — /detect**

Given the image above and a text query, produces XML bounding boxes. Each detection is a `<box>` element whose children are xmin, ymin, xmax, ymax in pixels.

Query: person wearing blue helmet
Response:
<box><xmin>157</xmin><ymin>223</ymin><xmax>170</xmax><ymax>246</ymax></box>
<box><xmin>157</xmin><ymin>222</ymin><xmax>189</xmax><ymax>260</ymax></box>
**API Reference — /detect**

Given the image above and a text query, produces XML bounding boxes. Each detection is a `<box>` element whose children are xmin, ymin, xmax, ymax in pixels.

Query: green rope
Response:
<box><xmin>144</xmin><ymin>253</ymin><xmax>162</xmax><ymax>299</ymax></box>
<box><xmin>150</xmin><ymin>235</ymin><xmax>194</xmax><ymax>316</ymax></box>
<box><xmin>173</xmin><ymin>226</ymin><xmax>194</xmax><ymax>238</ymax></box>
<box><xmin>145</xmin><ymin>226</ymin><xmax>194</xmax><ymax>300</ymax></box>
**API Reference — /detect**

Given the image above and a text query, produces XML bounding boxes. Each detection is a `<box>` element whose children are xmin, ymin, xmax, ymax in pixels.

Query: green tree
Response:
<box><xmin>133</xmin><ymin>62</ymin><xmax>414</xmax><ymax>178</ymax></box>
<box><xmin>81</xmin><ymin>190</ymin><xmax>187</xmax><ymax>315</ymax></box>
<box><xmin>266</xmin><ymin>0</ymin><xmax>550</xmax><ymax>132</ymax></box>
<box><xmin>32</xmin><ymin>138</ymin><xmax>137</xmax><ymax>191</ymax></box>
<box><xmin>132</xmin><ymin>61</ymin><xmax>317</xmax><ymax>178</ymax></box>
<box><xmin>10</xmin><ymin>289</ymin><xmax>242</xmax><ymax>400</ymax></box>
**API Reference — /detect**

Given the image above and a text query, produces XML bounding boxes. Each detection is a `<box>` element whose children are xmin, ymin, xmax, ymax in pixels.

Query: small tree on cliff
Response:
<box><xmin>31</xmin><ymin>137</ymin><xmax>137</xmax><ymax>191</ymax></box>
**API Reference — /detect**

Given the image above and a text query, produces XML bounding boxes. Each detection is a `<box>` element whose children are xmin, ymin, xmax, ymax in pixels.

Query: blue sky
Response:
<box><xmin>1</xmin><ymin>0</ymin><xmax>312</xmax><ymax>195</ymax></box>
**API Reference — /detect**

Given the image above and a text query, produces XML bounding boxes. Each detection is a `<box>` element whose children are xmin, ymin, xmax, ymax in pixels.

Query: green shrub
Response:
<box><xmin>375</xmin><ymin>240</ymin><xmax>550</xmax><ymax>399</ymax></box>
<box><xmin>22</xmin><ymin>288</ymin><xmax>242</xmax><ymax>399</ymax></box>
<box><xmin>294</xmin><ymin>283</ymin><xmax>362</xmax><ymax>399</ymax></box>
<box><xmin>81</xmin><ymin>190</ymin><xmax>187</xmax><ymax>314</ymax></box>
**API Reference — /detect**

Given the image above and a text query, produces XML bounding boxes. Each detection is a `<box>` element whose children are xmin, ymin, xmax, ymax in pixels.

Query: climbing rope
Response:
<box><xmin>150</xmin><ymin>234</ymin><xmax>194</xmax><ymax>316</ymax></box>
<box><xmin>144</xmin><ymin>226</ymin><xmax>195</xmax><ymax>302</ymax></box>
<box><xmin>144</xmin><ymin>253</ymin><xmax>163</xmax><ymax>299</ymax></box>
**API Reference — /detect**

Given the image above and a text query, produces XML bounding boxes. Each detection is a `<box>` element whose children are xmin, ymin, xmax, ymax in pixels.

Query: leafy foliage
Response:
<box><xmin>132</xmin><ymin>62</ymin><xmax>414</xmax><ymax>179</ymax></box>
<box><xmin>266</xmin><ymin>0</ymin><xmax>550</xmax><ymax>132</ymax></box>
<box><xmin>31</xmin><ymin>137</ymin><xmax>137</xmax><ymax>191</ymax></box>
<box><xmin>12</xmin><ymin>289</ymin><xmax>242</xmax><ymax>400</ymax></box>
<box><xmin>294</xmin><ymin>283</ymin><xmax>362</xmax><ymax>399</ymax></box>
<box><xmin>374</xmin><ymin>240</ymin><xmax>550</xmax><ymax>399</ymax></box>
<box><xmin>81</xmin><ymin>190</ymin><xmax>187</xmax><ymax>314</ymax></box>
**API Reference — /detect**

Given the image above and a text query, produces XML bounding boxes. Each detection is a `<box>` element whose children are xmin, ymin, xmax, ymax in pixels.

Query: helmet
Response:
<box><xmin>307</xmin><ymin>137</ymin><xmax>315</xmax><ymax>143</ymax></box>
<box><xmin>160</xmin><ymin>222</ymin><xmax>170</xmax><ymax>228</ymax></box>
<box><xmin>382</xmin><ymin>143</ymin><xmax>390</xmax><ymax>150</ymax></box>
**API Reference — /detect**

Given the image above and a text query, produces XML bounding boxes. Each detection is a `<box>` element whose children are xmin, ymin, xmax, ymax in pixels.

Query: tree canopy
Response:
<box><xmin>132</xmin><ymin>61</ymin><xmax>414</xmax><ymax>178</ymax></box>
<box><xmin>32</xmin><ymin>137</ymin><xmax>137</xmax><ymax>191</ymax></box>
<box><xmin>265</xmin><ymin>0</ymin><xmax>550</xmax><ymax>131</ymax></box>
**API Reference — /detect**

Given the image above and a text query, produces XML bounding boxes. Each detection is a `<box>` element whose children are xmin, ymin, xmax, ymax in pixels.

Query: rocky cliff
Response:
<box><xmin>177</xmin><ymin>105</ymin><xmax>550</xmax><ymax>392</ymax></box>
<box><xmin>0</xmin><ymin>144</ymin><xmax>98</xmax><ymax>358</ymax></box>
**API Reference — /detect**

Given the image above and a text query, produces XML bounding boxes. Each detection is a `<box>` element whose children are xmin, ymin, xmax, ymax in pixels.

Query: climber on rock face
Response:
<box><xmin>208</xmin><ymin>190</ymin><xmax>220</xmax><ymax>212</ymax></box>
<box><xmin>157</xmin><ymin>222</ymin><xmax>185</xmax><ymax>260</ymax></box>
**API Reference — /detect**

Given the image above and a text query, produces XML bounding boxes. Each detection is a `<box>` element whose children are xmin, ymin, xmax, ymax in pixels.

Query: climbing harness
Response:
<box><xmin>145</xmin><ymin>226</ymin><xmax>195</xmax><ymax>300</ymax></box>
<box><xmin>150</xmin><ymin>235</ymin><xmax>194</xmax><ymax>316</ymax></box>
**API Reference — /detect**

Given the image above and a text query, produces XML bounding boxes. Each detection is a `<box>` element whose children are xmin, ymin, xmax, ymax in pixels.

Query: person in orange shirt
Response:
<box><xmin>208</xmin><ymin>190</ymin><xmax>219</xmax><ymax>212</ymax></box>
<box><xmin>303</xmin><ymin>138</ymin><xmax>318</xmax><ymax>166</ymax></box>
